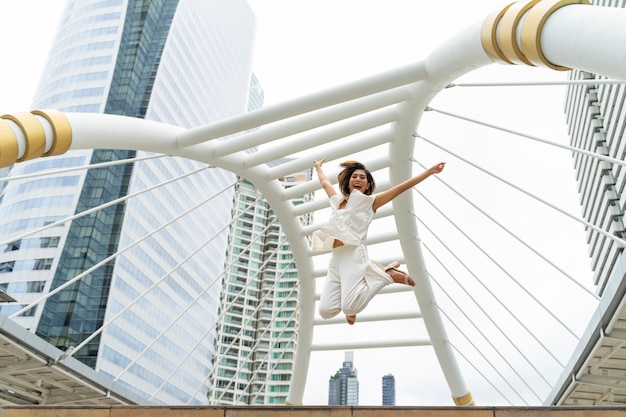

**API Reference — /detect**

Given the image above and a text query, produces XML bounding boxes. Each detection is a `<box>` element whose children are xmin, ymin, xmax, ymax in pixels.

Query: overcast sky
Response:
<box><xmin>0</xmin><ymin>0</ymin><xmax>601</xmax><ymax>407</ymax></box>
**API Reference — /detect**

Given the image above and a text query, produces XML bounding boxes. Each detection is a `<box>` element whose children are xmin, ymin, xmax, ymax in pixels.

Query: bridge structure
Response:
<box><xmin>1</xmin><ymin>0</ymin><xmax>626</xmax><ymax>408</ymax></box>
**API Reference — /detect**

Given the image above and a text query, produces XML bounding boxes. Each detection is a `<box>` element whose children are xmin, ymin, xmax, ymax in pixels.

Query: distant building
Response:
<box><xmin>382</xmin><ymin>374</ymin><xmax>396</xmax><ymax>405</ymax></box>
<box><xmin>209</xmin><ymin>164</ymin><xmax>312</xmax><ymax>405</ymax></box>
<box><xmin>328</xmin><ymin>351</ymin><xmax>359</xmax><ymax>405</ymax></box>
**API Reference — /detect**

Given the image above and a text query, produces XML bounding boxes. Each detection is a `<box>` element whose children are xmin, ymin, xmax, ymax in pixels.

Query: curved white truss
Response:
<box><xmin>2</xmin><ymin>0</ymin><xmax>626</xmax><ymax>406</ymax></box>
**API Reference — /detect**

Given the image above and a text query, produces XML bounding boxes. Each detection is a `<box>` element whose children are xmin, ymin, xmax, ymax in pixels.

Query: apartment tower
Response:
<box><xmin>209</xmin><ymin>165</ymin><xmax>311</xmax><ymax>405</ymax></box>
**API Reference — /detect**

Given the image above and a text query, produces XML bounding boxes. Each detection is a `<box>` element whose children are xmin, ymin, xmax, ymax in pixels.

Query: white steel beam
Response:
<box><xmin>311</xmin><ymin>339</ymin><xmax>432</xmax><ymax>351</ymax></box>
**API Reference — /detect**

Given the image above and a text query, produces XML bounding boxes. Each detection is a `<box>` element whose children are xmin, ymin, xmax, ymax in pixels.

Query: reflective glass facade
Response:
<box><xmin>0</xmin><ymin>0</ymin><xmax>255</xmax><ymax>405</ymax></box>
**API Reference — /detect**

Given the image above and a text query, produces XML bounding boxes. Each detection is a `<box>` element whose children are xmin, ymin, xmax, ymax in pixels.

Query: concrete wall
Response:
<box><xmin>0</xmin><ymin>407</ymin><xmax>625</xmax><ymax>417</ymax></box>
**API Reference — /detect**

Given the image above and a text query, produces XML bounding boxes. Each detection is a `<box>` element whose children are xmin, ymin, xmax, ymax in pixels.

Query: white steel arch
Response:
<box><xmin>2</xmin><ymin>0</ymin><xmax>626</xmax><ymax>406</ymax></box>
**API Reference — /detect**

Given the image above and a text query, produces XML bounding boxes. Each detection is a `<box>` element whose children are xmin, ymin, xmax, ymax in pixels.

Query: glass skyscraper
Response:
<box><xmin>328</xmin><ymin>351</ymin><xmax>359</xmax><ymax>406</ymax></box>
<box><xmin>382</xmin><ymin>374</ymin><xmax>396</xmax><ymax>406</ymax></box>
<box><xmin>0</xmin><ymin>0</ymin><xmax>256</xmax><ymax>405</ymax></box>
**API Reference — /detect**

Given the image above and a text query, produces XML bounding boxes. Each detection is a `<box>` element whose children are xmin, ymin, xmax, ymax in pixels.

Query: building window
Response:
<box><xmin>33</xmin><ymin>258</ymin><xmax>53</xmax><ymax>270</ymax></box>
<box><xmin>26</xmin><ymin>281</ymin><xmax>46</xmax><ymax>293</ymax></box>
<box><xmin>3</xmin><ymin>240</ymin><xmax>21</xmax><ymax>252</ymax></box>
<box><xmin>0</xmin><ymin>261</ymin><xmax>15</xmax><ymax>273</ymax></box>
<box><xmin>19</xmin><ymin>305</ymin><xmax>37</xmax><ymax>317</ymax></box>
<box><xmin>40</xmin><ymin>237</ymin><xmax>60</xmax><ymax>248</ymax></box>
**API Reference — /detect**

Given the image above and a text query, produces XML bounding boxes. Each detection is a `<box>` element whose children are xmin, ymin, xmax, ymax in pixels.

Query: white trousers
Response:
<box><xmin>319</xmin><ymin>243</ymin><xmax>393</xmax><ymax>318</ymax></box>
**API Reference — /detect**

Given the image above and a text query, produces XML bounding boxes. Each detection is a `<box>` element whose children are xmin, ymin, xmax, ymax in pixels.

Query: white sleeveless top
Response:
<box><xmin>312</xmin><ymin>190</ymin><xmax>375</xmax><ymax>250</ymax></box>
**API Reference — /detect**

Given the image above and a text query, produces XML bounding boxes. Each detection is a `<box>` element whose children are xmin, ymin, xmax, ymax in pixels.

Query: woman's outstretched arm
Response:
<box><xmin>314</xmin><ymin>158</ymin><xmax>337</xmax><ymax>198</ymax></box>
<box><xmin>373</xmin><ymin>162</ymin><xmax>445</xmax><ymax>211</ymax></box>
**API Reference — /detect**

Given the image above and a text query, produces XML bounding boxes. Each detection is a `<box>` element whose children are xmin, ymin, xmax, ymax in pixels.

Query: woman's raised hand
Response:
<box><xmin>313</xmin><ymin>158</ymin><xmax>326</xmax><ymax>168</ymax></box>
<box><xmin>431</xmin><ymin>162</ymin><xmax>446</xmax><ymax>174</ymax></box>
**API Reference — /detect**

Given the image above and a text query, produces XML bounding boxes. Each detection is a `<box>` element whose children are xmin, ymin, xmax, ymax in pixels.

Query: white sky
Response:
<box><xmin>0</xmin><ymin>0</ymin><xmax>600</xmax><ymax>407</ymax></box>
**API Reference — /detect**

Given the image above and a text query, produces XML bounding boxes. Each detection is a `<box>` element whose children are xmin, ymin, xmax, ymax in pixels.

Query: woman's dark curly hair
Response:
<box><xmin>337</xmin><ymin>160</ymin><xmax>375</xmax><ymax>197</ymax></box>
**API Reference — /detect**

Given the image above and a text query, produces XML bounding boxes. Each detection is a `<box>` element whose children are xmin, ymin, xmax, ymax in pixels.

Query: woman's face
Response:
<box><xmin>349</xmin><ymin>169</ymin><xmax>369</xmax><ymax>193</ymax></box>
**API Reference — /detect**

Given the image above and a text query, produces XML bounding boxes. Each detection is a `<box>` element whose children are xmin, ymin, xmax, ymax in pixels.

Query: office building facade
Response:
<box><xmin>209</xmin><ymin>166</ymin><xmax>311</xmax><ymax>405</ymax></box>
<box><xmin>328</xmin><ymin>351</ymin><xmax>359</xmax><ymax>405</ymax></box>
<box><xmin>564</xmin><ymin>0</ymin><xmax>626</xmax><ymax>296</ymax></box>
<box><xmin>382</xmin><ymin>374</ymin><xmax>396</xmax><ymax>406</ymax></box>
<box><xmin>0</xmin><ymin>0</ymin><xmax>256</xmax><ymax>404</ymax></box>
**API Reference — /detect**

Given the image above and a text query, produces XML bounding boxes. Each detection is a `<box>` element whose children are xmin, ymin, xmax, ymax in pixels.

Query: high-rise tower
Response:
<box><xmin>328</xmin><ymin>351</ymin><xmax>359</xmax><ymax>406</ymax></box>
<box><xmin>209</xmin><ymin>163</ymin><xmax>311</xmax><ymax>405</ymax></box>
<box><xmin>382</xmin><ymin>374</ymin><xmax>396</xmax><ymax>406</ymax></box>
<box><xmin>564</xmin><ymin>0</ymin><xmax>626</xmax><ymax>296</ymax></box>
<box><xmin>0</xmin><ymin>0</ymin><xmax>256</xmax><ymax>405</ymax></box>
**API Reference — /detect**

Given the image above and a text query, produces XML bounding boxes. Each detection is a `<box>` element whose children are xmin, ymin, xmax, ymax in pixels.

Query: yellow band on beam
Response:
<box><xmin>453</xmin><ymin>391</ymin><xmax>475</xmax><ymax>406</ymax></box>
<box><xmin>0</xmin><ymin>119</ymin><xmax>19</xmax><ymax>167</ymax></box>
<box><xmin>520</xmin><ymin>0</ymin><xmax>590</xmax><ymax>70</ymax></box>
<box><xmin>497</xmin><ymin>0</ymin><xmax>542</xmax><ymax>66</ymax></box>
<box><xmin>32</xmin><ymin>109</ymin><xmax>73</xmax><ymax>157</ymax></box>
<box><xmin>1</xmin><ymin>112</ymin><xmax>46</xmax><ymax>162</ymax></box>
<box><xmin>480</xmin><ymin>2</ymin><xmax>516</xmax><ymax>64</ymax></box>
